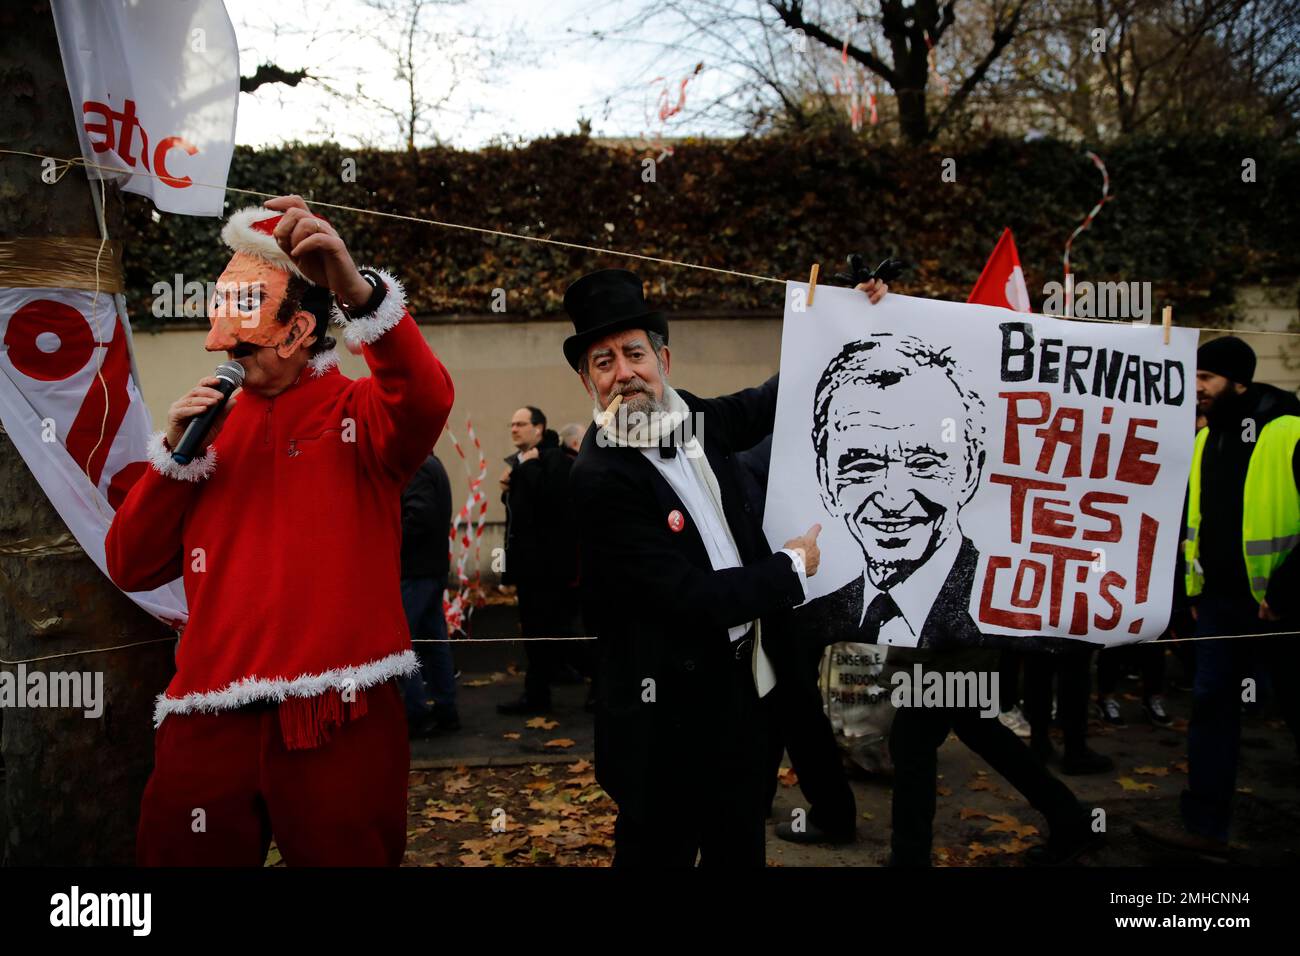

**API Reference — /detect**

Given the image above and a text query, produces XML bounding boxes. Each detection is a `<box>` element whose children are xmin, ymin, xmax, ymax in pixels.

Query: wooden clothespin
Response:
<box><xmin>807</xmin><ymin>263</ymin><xmax>820</xmax><ymax>307</ymax></box>
<box><xmin>597</xmin><ymin>394</ymin><xmax>623</xmax><ymax>429</ymax></box>
<box><xmin>1162</xmin><ymin>305</ymin><xmax>1172</xmax><ymax>345</ymax></box>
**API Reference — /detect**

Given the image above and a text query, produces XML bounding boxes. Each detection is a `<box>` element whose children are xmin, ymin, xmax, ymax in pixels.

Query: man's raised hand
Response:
<box><xmin>264</xmin><ymin>195</ymin><xmax>373</xmax><ymax>307</ymax></box>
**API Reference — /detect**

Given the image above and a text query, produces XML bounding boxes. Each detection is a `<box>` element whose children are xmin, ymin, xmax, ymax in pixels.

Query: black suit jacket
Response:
<box><xmin>793</xmin><ymin>536</ymin><xmax>996</xmax><ymax>665</ymax></box>
<box><xmin>569</xmin><ymin>375</ymin><xmax>804</xmax><ymax>817</ymax></box>
<box><xmin>794</xmin><ymin>535</ymin><xmax>1098</xmax><ymax>660</ymax></box>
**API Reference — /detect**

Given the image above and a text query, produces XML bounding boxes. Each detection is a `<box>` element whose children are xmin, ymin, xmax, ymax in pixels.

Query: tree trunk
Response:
<box><xmin>893</xmin><ymin>47</ymin><xmax>932</xmax><ymax>143</ymax></box>
<box><xmin>0</xmin><ymin>0</ymin><xmax>175</xmax><ymax>866</ymax></box>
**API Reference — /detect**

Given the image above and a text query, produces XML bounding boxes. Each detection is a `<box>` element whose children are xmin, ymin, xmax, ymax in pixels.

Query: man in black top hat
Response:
<box><xmin>562</xmin><ymin>267</ymin><xmax>885</xmax><ymax>866</ymax></box>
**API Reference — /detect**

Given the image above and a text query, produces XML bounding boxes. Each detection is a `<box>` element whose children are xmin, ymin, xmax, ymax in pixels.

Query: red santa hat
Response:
<box><xmin>220</xmin><ymin>206</ymin><xmax>311</xmax><ymax>282</ymax></box>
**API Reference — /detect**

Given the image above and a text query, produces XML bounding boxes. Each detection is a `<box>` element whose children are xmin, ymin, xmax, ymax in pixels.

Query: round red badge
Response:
<box><xmin>667</xmin><ymin>510</ymin><xmax>685</xmax><ymax>532</ymax></box>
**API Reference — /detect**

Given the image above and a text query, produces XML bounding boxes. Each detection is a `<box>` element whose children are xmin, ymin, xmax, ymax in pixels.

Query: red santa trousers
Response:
<box><xmin>136</xmin><ymin>681</ymin><xmax>409</xmax><ymax>866</ymax></box>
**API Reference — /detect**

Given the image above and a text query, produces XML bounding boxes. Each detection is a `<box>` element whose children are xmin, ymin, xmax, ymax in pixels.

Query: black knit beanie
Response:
<box><xmin>1197</xmin><ymin>336</ymin><xmax>1256</xmax><ymax>385</ymax></box>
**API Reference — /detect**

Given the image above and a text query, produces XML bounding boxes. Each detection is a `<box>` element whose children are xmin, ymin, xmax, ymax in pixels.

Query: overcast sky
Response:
<box><xmin>227</xmin><ymin>0</ymin><xmax>744</xmax><ymax>149</ymax></box>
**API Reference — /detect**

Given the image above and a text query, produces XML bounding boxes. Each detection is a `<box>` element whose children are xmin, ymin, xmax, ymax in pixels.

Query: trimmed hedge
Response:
<box><xmin>119</xmin><ymin>131</ymin><xmax>1300</xmax><ymax>327</ymax></box>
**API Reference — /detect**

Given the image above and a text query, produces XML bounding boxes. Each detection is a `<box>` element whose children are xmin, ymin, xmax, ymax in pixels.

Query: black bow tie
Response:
<box><xmin>658</xmin><ymin>423</ymin><xmax>683</xmax><ymax>458</ymax></box>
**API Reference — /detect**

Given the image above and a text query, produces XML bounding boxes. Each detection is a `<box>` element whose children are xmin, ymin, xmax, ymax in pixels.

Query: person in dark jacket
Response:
<box><xmin>562</xmin><ymin>268</ymin><xmax>887</xmax><ymax>866</ymax></box>
<box><xmin>400</xmin><ymin>452</ymin><xmax>459</xmax><ymax>734</ymax></box>
<box><xmin>498</xmin><ymin>409</ymin><xmax>584</xmax><ymax>714</ymax></box>
<box><xmin>1136</xmin><ymin>337</ymin><xmax>1300</xmax><ymax>860</ymax></box>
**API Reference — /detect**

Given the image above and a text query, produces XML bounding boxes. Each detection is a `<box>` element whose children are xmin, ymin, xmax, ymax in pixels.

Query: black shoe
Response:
<box><xmin>496</xmin><ymin>694</ymin><xmax>550</xmax><ymax>716</ymax></box>
<box><xmin>1026</xmin><ymin>823</ymin><xmax>1105</xmax><ymax>865</ymax></box>
<box><xmin>1062</xmin><ymin>746</ymin><xmax>1114</xmax><ymax>775</ymax></box>
<box><xmin>774</xmin><ymin>820</ymin><xmax>856</xmax><ymax>845</ymax></box>
<box><xmin>1132</xmin><ymin>821</ymin><xmax>1229</xmax><ymax>863</ymax></box>
<box><xmin>1142</xmin><ymin>696</ymin><xmax>1173</xmax><ymax>728</ymax></box>
<box><xmin>1099</xmin><ymin>696</ymin><xmax>1126</xmax><ymax>726</ymax></box>
<box><xmin>409</xmin><ymin>714</ymin><xmax>441</xmax><ymax>738</ymax></box>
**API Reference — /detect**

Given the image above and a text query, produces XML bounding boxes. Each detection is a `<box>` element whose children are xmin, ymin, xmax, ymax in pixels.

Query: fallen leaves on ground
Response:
<box><xmin>462</xmin><ymin>671</ymin><xmax>509</xmax><ymax>688</ymax></box>
<box><xmin>545</xmin><ymin>738</ymin><xmax>576</xmax><ymax>749</ymax></box>
<box><xmin>983</xmin><ymin>813</ymin><xmax>1039</xmax><ymax>838</ymax></box>
<box><xmin>965</xmin><ymin>838</ymin><xmax>1033</xmax><ymax>861</ymax></box>
<box><xmin>502</xmin><ymin>732</ymin><xmax>521</xmax><ymax>740</ymax></box>
<box><xmin>1116</xmin><ymin>776</ymin><xmax>1158</xmax><ymax>792</ymax></box>
<box><xmin>957</xmin><ymin>807</ymin><xmax>1038</xmax><ymax>838</ymax></box>
<box><xmin>777</xmin><ymin>767</ymin><xmax>799</xmax><ymax>787</ymax></box>
<box><xmin>526</xmin><ymin>717</ymin><xmax>559</xmax><ymax>730</ymax></box>
<box><xmin>445</xmin><ymin>773</ymin><xmax>473</xmax><ymax>794</ymax></box>
<box><xmin>404</xmin><ymin>765</ymin><xmax>615</xmax><ymax>867</ymax></box>
<box><xmin>1132</xmin><ymin>765</ymin><xmax>1170</xmax><ymax>776</ymax></box>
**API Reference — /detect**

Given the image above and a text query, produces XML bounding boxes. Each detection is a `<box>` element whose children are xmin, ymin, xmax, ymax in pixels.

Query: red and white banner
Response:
<box><xmin>0</xmin><ymin>288</ymin><xmax>186</xmax><ymax>625</ymax></box>
<box><xmin>968</xmin><ymin>227</ymin><xmax>1032</xmax><ymax>313</ymax></box>
<box><xmin>51</xmin><ymin>0</ymin><xmax>239</xmax><ymax>216</ymax></box>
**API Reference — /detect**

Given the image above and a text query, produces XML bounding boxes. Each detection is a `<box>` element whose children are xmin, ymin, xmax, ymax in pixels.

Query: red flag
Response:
<box><xmin>968</xmin><ymin>227</ymin><xmax>1032</xmax><ymax>312</ymax></box>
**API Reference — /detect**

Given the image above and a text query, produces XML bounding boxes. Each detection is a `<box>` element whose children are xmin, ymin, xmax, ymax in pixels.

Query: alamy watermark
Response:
<box><xmin>594</xmin><ymin>406</ymin><xmax>707</xmax><ymax>459</ymax></box>
<box><xmin>1042</xmin><ymin>273</ymin><xmax>1152</xmax><ymax>323</ymax></box>
<box><xmin>890</xmin><ymin>664</ymin><xmax>1000</xmax><ymax>718</ymax></box>
<box><xmin>151</xmin><ymin>273</ymin><xmax>263</xmax><ymax>324</ymax></box>
<box><xmin>1</xmin><ymin>665</ymin><xmax>104</xmax><ymax>718</ymax></box>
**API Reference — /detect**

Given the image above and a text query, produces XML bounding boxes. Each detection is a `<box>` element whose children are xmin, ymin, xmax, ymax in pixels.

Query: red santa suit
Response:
<box><xmin>107</xmin><ymin>226</ymin><xmax>454</xmax><ymax>865</ymax></box>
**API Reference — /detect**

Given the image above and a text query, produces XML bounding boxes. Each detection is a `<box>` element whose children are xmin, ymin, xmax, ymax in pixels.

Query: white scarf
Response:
<box><xmin>597</xmin><ymin>385</ymin><xmax>776</xmax><ymax>696</ymax></box>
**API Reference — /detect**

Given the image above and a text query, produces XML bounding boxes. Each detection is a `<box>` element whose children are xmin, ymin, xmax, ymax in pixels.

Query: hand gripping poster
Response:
<box><xmin>764</xmin><ymin>283</ymin><xmax>1197</xmax><ymax>651</ymax></box>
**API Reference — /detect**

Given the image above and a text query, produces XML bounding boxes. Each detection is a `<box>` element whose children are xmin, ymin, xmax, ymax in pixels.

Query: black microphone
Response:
<box><xmin>172</xmin><ymin>361</ymin><xmax>244</xmax><ymax>465</ymax></box>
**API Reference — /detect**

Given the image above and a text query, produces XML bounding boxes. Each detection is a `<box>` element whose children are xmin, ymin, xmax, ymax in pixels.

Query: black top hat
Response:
<box><xmin>562</xmin><ymin>269</ymin><xmax>669</xmax><ymax>371</ymax></box>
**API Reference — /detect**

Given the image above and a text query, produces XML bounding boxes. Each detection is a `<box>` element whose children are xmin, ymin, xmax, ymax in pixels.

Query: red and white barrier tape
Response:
<box><xmin>1062</xmin><ymin>150</ymin><xmax>1114</xmax><ymax>314</ymax></box>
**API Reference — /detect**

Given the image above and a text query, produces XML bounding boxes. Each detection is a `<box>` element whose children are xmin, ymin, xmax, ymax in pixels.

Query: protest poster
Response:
<box><xmin>763</xmin><ymin>284</ymin><xmax>1197</xmax><ymax>649</ymax></box>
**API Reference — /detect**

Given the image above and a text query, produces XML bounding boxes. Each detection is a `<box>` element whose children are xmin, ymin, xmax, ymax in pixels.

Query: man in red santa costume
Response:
<box><xmin>107</xmin><ymin>195</ymin><xmax>454</xmax><ymax>866</ymax></box>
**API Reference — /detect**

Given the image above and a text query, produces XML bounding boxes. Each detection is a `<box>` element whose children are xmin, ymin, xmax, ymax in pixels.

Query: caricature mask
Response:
<box><xmin>204</xmin><ymin>207</ymin><xmax>334</xmax><ymax>358</ymax></box>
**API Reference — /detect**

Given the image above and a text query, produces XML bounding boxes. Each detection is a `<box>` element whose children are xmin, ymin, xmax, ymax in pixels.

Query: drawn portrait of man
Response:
<box><xmin>797</xmin><ymin>333</ymin><xmax>991</xmax><ymax>649</ymax></box>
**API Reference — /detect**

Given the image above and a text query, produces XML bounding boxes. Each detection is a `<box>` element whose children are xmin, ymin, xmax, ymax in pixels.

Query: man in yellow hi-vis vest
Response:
<box><xmin>1136</xmin><ymin>337</ymin><xmax>1300</xmax><ymax>861</ymax></box>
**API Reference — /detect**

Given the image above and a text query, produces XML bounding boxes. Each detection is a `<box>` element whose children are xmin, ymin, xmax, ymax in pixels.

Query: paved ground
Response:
<box><xmin>408</xmin><ymin>607</ymin><xmax>1300</xmax><ymax>866</ymax></box>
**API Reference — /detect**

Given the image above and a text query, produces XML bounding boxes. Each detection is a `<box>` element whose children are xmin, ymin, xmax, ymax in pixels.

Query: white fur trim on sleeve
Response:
<box><xmin>333</xmin><ymin>267</ymin><xmax>407</xmax><ymax>347</ymax></box>
<box><xmin>307</xmin><ymin>348</ymin><xmax>341</xmax><ymax>377</ymax></box>
<box><xmin>220</xmin><ymin>206</ymin><xmax>308</xmax><ymax>280</ymax></box>
<box><xmin>147</xmin><ymin>431</ymin><xmax>217</xmax><ymax>482</ymax></box>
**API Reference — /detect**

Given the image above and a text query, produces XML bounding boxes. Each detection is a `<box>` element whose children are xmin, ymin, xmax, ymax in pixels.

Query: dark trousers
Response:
<box><xmin>998</xmin><ymin>651</ymin><xmax>1023</xmax><ymax>711</ymax></box>
<box><xmin>517</xmin><ymin>582</ymin><xmax>582</xmax><ymax>705</ymax></box>
<box><xmin>1097</xmin><ymin>642</ymin><xmax>1166</xmax><ymax>699</ymax></box>
<box><xmin>613</xmin><ymin>794</ymin><xmax>765</xmax><ymax>867</ymax></box>
<box><xmin>399</xmin><ymin>575</ymin><xmax>457</xmax><ymax>722</ymax></box>
<box><xmin>1024</xmin><ymin>648</ymin><xmax>1093</xmax><ymax>753</ymax></box>
<box><xmin>612</xmin><ymin>642</ymin><xmax>766</xmax><ymax>867</ymax></box>
<box><xmin>762</xmin><ymin>630</ymin><xmax>856</xmax><ymax>835</ymax></box>
<box><xmin>888</xmin><ymin>703</ymin><xmax>1083</xmax><ymax>866</ymax></box>
<box><xmin>1181</xmin><ymin>593</ymin><xmax>1300</xmax><ymax>841</ymax></box>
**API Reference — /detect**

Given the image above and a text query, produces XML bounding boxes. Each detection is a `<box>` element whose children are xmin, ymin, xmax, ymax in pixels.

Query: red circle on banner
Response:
<box><xmin>4</xmin><ymin>299</ymin><xmax>95</xmax><ymax>381</ymax></box>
